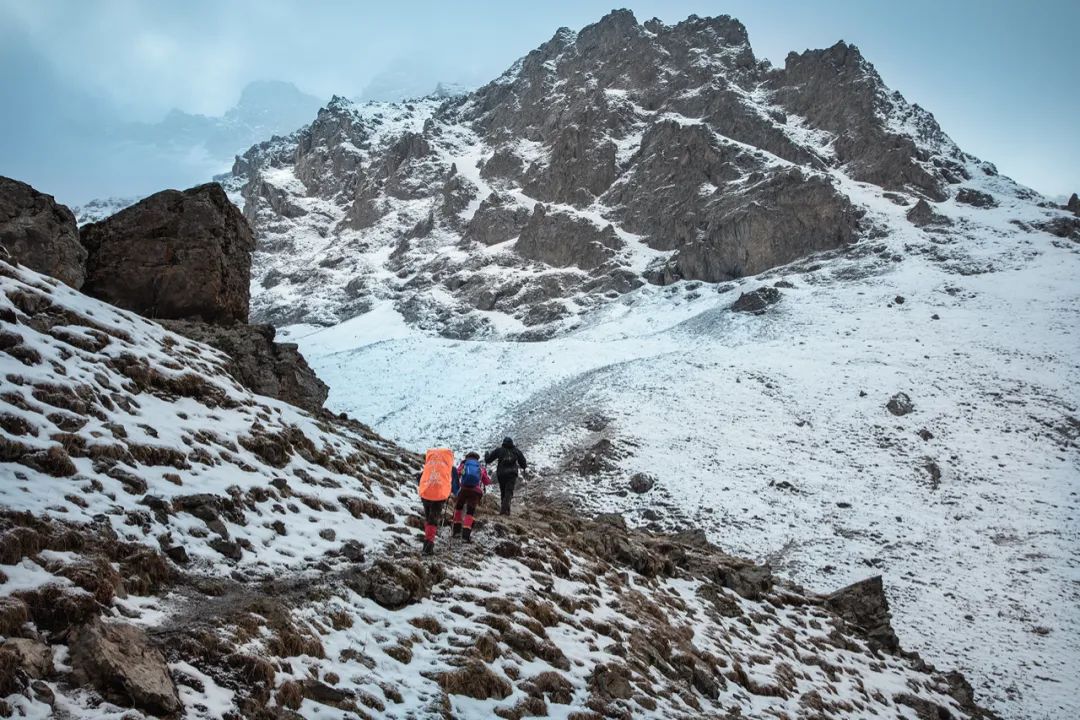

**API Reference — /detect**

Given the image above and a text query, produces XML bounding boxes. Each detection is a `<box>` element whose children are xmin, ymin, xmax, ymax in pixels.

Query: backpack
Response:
<box><xmin>497</xmin><ymin>447</ymin><xmax>519</xmax><ymax>478</ymax></box>
<box><xmin>418</xmin><ymin>448</ymin><xmax>453</xmax><ymax>501</ymax></box>
<box><xmin>460</xmin><ymin>459</ymin><xmax>482</xmax><ymax>488</ymax></box>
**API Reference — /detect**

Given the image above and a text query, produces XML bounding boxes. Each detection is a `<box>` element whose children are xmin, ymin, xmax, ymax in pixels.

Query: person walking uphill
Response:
<box><xmin>451</xmin><ymin>452</ymin><xmax>491</xmax><ymax>542</ymax></box>
<box><xmin>417</xmin><ymin>447</ymin><xmax>454</xmax><ymax>555</ymax></box>
<box><xmin>485</xmin><ymin>437</ymin><xmax>527</xmax><ymax>516</ymax></box>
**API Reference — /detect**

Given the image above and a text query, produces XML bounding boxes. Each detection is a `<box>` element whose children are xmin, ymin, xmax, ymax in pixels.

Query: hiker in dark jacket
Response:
<box><xmin>485</xmin><ymin>437</ymin><xmax>527</xmax><ymax>516</ymax></box>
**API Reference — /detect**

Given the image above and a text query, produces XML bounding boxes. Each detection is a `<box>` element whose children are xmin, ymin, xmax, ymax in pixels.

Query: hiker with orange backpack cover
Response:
<box><xmin>451</xmin><ymin>451</ymin><xmax>491</xmax><ymax>542</ymax></box>
<box><xmin>417</xmin><ymin>447</ymin><xmax>454</xmax><ymax>555</ymax></box>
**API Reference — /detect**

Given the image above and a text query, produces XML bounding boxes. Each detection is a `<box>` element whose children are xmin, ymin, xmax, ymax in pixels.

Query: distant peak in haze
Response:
<box><xmin>231</xmin><ymin>80</ymin><xmax>322</xmax><ymax>117</ymax></box>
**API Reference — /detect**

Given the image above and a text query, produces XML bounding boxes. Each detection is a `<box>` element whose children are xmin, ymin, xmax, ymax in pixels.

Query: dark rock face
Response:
<box><xmin>0</xmin><ymin>176</ymin><xmax>86</xmax><ymax>288</ymax></box>
<box><xmin>770</xmin><ymin>42</ymin><xmax>965</xmax><ymax>201</ymax></box>
<box><xmin>69</xmin><ymin>619</ymin><xmax>182</xmax><ymax>715</ymax></box>
<box><xmin>515</xmin><ymin>205</ymin><xmax>623</xmax><ymax>271</ymax></box>
<box><xmin>161</xmin><ymin>320</ymin><xmax>328</xmax><ymax>413</ymax></box>
<box><xmin>464</xmin><ymin>192</ymin><xmax>530</xmax><ymax>245</ymax></box>
<box><xmin>1067</xmin><ymin>192</ymin><xmax>1080</xmax><ymax>216</ymax></box>
<box><xmin>732</xmin><ymin>286</ymin><xmax>782</xmax><ymax>314</ymax></box>
<box><xmin>1037</xmin><ymin>215</ymin><xmax>1080</xmax><ymax>241</ymax></box>
<box><xmin>81</xmin><ymin>183</ymin><xmax>254</xmax><ymax>323</ymax></box>
<box><xmin>955</xmin><ymin>188</ymin><xmax>997</xmax><ymax>208</ymax></box>
<box><xmin>668</xmin><ymin>172</ymin><xmax>860</xmax><ymax>282</ymax></box>
<box><xmin>906</xmin><ymin>199</ymin><xmax>951</xmax><ymax>227</ymax></box>
<box><xmin>825</xmin><ymin>575</ymin><xmax>900</xmax><ymax>651</ymax></box>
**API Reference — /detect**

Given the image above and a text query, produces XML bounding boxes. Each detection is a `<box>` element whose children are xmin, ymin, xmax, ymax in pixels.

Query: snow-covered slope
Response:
<box><xmin>282</xmin><ymin>164</ymin><xmax>1080</xmax><ymax>718</ymax></box>
<box><xmin>0</xmin><ymin>259</ymin><xmax>996</xmax><ymax>719</ymax></box>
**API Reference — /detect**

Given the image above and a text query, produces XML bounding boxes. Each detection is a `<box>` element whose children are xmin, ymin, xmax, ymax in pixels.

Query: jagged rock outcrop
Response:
<box><xmin>955</xmin><ymin>187</ymin><xmax>998</xmax><ymax>208</ymax></box>
<box><xmin>515</xmin><ymin>205</ymin><xmax>623</xmax><ymax>271</ymax></box>
<box><xmin>1067</xmin><ymin>192</ymin><xmax>1080</xmax><ymax>215</ymax></box>
<box><xmin>907</xmin><ymin>198</ymin><xmax>952</xmax><ymax>227</ymax></box>
<box><xmin>825</xmin><ymin>575</ymin><xmax>900</xmax><ymax>651</ymax></box>
<box><xmin>0</xmin><ymin>176</ymin><xmax>86</xmax><ymax>288</ymax></box>
<box><xmin>160</xmin><ymin>320</ymin><xmax>329</xmax><ymax>413</ymax></box>
<box><xmin>81</xmin><ymin>182</ymin><xmax>254</xmax><ymax>323</ymax></box>
<box><xmin>770</xmin><ymin>42</ymin><xmax>967</xmax><ymax>201</ymax></box>
<box><xmin>463</xmin><ymin>192</ymin><xmax>530</xmax><ymax>245</ymax></box>
<box><xmin>72</xmin><ymin>180</ymin><xmax>330</xmax><ymax>412</ymax></box>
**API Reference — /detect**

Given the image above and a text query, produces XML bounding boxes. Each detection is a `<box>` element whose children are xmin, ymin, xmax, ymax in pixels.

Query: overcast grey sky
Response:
<box><xmin>1</xmin><ymin>0</ymin><xmax>1077</xmax><ymax>203</ymax></box>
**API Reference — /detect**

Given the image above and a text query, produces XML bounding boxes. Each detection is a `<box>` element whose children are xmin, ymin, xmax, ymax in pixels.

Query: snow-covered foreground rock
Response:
<box><xmin>285</xmin><ymin>172</ymin><xmax>1080</xmax><ymax>718</ymax></box>
<box><xmin>0</xmin><ymin>259</ymin><xmax>999</xmax><ymax>718</ymax></box>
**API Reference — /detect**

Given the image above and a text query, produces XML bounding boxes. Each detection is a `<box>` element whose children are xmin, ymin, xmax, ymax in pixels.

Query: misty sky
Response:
<box><xmin>1</xmin><ymin>0</ymin><xmax>1078</xmax><ymax>204</ymax></box>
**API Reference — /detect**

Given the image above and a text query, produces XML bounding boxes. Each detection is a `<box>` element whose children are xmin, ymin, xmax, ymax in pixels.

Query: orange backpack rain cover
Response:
<box><xmin>418</xmin><ymin>448</ymin><xmax>454</xmax><ymax>501</ymax></box>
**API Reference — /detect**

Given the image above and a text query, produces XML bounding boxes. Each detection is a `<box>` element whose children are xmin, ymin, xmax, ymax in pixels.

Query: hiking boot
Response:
<box><xmin>451</xmin><ymin>523</ymin><xmax>462</xmax><ymax>538</ymax></box>
<box><xmin>421</xmin><ymin>540</ymin><xmax>434</xmax><ymax>556</ymax></box>
<box><xmin>462</xmin><ymin>527</ymin><xmax>472</xmax><ymax>543</ymax></box>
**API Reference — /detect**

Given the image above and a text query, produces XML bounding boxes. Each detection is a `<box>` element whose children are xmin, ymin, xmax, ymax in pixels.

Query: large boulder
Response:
<box><xmin>160</xmin><ymin>320</ymin><xmax>328</xmax><ymax>413</ymax></box>
<box><xmin>463</xmin><ymin>192</ymin><xmax>530</xmax><ymax>246</ymax></box>
<box><xmin>825</xmin><ymin>575</ymin><xmax>900</xmax><ymax>652</ymax></box>
<box><xmin>69</xmin><ymin>619</ymin><xmax>182</xmax><ymax>715</ymax></box>
<box><xmin>81</xmin><ymin>183</ymin><xmax>254</xmax><ymax>324</ymax></box>
<box><xmin>0</xmin><ymin>176</ymin><xmax>86</xmax><ymax>288</ymax></box>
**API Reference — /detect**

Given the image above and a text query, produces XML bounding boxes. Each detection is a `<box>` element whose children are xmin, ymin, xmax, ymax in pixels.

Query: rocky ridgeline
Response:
<box><xmin>0</xmin><ymin>257</ymin><xmax>996</xmax><ymax>717</ymax></box>
<box><xmin>220</xmin><ymin>9</ymin><xmax>1075</xmax><ymax>338</ymax></box>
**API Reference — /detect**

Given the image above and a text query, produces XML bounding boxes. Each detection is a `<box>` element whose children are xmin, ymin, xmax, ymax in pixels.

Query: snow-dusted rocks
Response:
<box><xmin>907</xmin><ymin>198</ymin><xmax>952</xmax><ymax>227</ymax></box>
<box><xmin>81</xmin><ymin>182</ymin><xmax>254</xmax><ymax>324</ymax></box>
<box><xmin>886</xmin><ymin>391</ymin><xmax>915</xmax><ymax>416</ymax></box>
<box><xmin>231</xmin><ymin>9</ymin><xmax>1024</xmax><ymax>336</ymax></box>
<box><xmin>159</xmin><ymin>319</ymin><xmax>328</xmax><ymax>414</ymax></box>
<box><xmin>0</xmin><ymin>176</ymin><xmax>86</xmax><ymax>289</ymax></box>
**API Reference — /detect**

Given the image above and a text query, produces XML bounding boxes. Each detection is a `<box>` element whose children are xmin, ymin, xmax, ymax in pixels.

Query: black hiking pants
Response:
<box><xmin>498</xmin><ymin>474</ymin><xmax>517</xmax><ymax>514</ymax></box>
<box><xmin>422</xmin><ymin>499</ymin><xmax>446</xmax><ymax>528</ymax></box>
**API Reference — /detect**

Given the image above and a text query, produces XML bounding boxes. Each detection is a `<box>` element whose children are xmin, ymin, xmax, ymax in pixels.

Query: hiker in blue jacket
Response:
<box><xmin>450</xmin><ymin>452</ymin><xmax>491</xmax><ymax>542</ymax></box>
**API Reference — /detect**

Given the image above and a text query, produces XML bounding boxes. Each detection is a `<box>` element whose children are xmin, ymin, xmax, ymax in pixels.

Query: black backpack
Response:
<box><xmin>497</xmin><ymin>447</ymin><xmax>519</xmax><ymax>478</ymax></box>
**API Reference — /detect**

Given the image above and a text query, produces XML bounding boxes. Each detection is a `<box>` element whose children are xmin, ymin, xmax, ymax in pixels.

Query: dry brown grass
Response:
<box><xmin>326</xmin><ymin>609</ymin><xmax>353</xmax><ymax>631</ymax></box>
<box><xmin>437</xmin><ymin>660</ymin><xmax>512</xmax><ymax>700</ymax></box>
<box><xmin>276</xmin><ymin>679</ymin><xmax>303</xmax><ymax>710</ymax></box>
<box><xmin>408</xmin><ymin>615</ymin><xmax>444</xmax><ymax>635</ymax></box>
<box><xmin>495</xmin><ymin>696</ymin><xmax>547</xmax><ymax>719</ymax></box>
<box><xmin>524</xmin><ymin>670</ymin><xmax>574</xmax><ymax>704</ymax></box>
<box><xmin>0</xmin><ymin>597</ymin><xmax>29</xmax><ymax>636</ymax></box>
<box><xmin>384</xmin><ymin>643</ymin><xmax>413</xmax><ymax>664</ymax></box>
<box><xmin>268</xmin><ymin>626</ymin><xmax>325</xmax><ymax>659</ymax></box>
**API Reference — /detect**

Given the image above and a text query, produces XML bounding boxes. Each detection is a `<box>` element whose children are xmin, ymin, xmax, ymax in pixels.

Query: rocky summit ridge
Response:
<box><xmin>220</xmin><ymin>9</ymin><xmax>1075</xmax><ymax>339</ymax></box>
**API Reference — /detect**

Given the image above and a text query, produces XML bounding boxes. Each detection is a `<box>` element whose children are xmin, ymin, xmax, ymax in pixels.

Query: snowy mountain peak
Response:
<box><xmin>223</xmin><ymin>10</ymin><xmax>1059</xmax><ymax>338</ymax></box>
